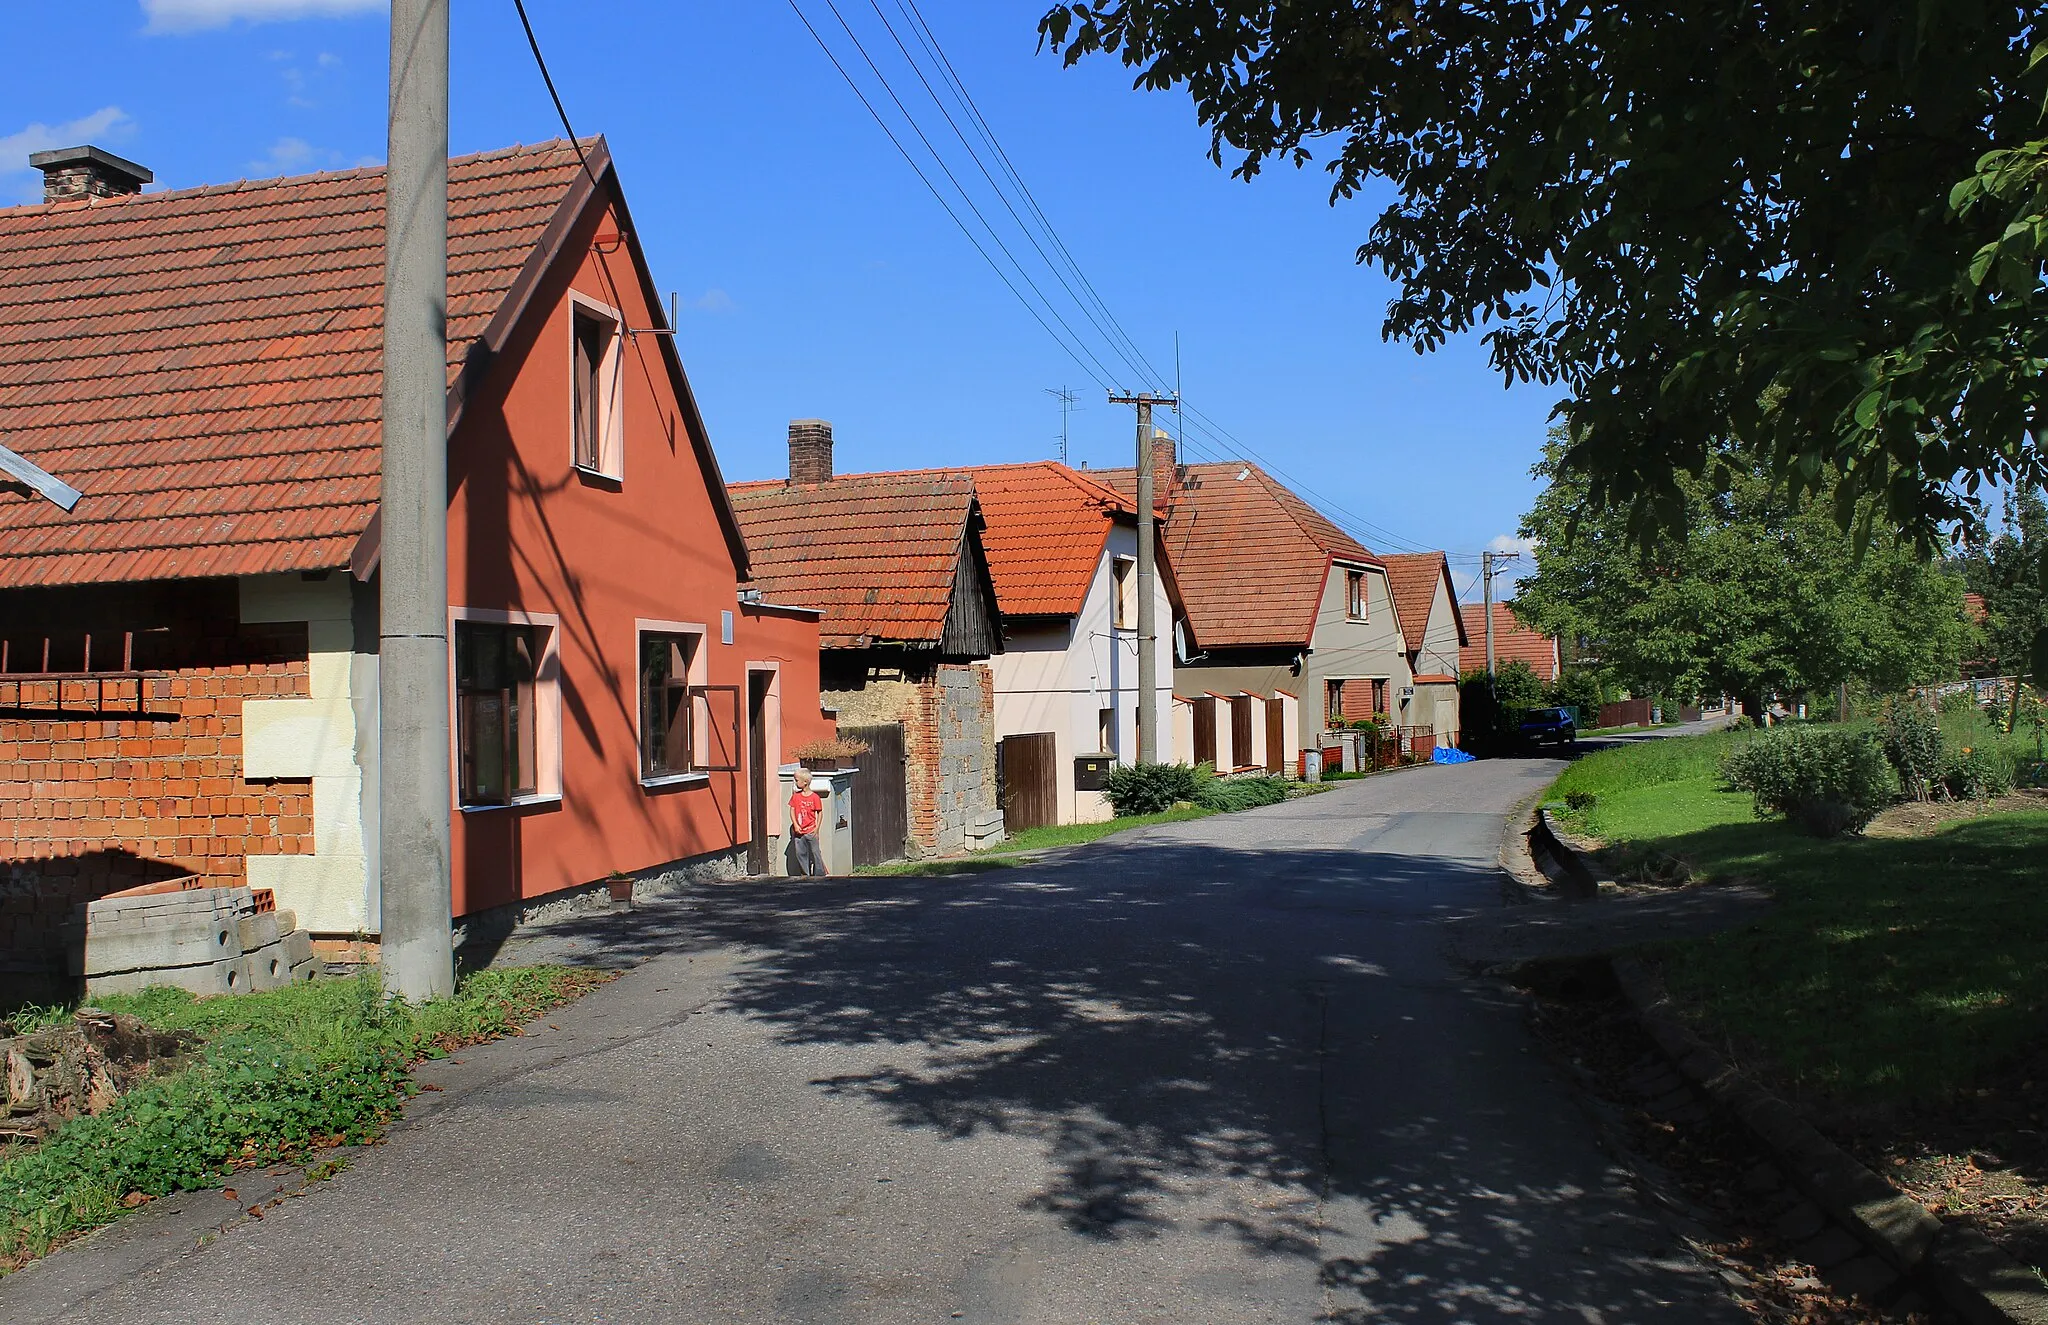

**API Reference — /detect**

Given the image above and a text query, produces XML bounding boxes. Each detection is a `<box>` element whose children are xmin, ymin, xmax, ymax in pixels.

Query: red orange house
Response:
<box><xmin>0</xmin><ymin>139</ymin><xmax>828</xmax><ymax>993</ymax></box>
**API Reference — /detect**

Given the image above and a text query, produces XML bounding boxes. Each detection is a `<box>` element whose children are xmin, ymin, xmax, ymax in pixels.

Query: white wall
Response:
<box><xmin>238</xmin><ymin>574</ymin><xmax>376</xmax><ymax>934</ymax></box>
<box><xmin>987</xmin><ymin>525</ymin><xmax>1176</xmax><ymax>824</ymax></box>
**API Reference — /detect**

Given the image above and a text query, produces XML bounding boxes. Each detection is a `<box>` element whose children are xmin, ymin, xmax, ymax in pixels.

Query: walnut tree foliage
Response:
<box><xmin>1511</xmin><ymin>432</ymin><xmax>1968</xmax><ymax>708</ymax></box>
<box><xmin>1040</xmin><ymin>2</ymin><xmax>2048</xmax><ymax>547</ymax></box>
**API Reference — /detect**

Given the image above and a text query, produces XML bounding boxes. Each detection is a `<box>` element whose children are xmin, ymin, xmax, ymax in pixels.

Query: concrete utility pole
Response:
<box><xmin>380</xmin><ymin>0</ymin><xmax>454</xmax><ymax>1002</ymax></box>
<box><xmin>1481</xmin><ymin>549</ymin><xmax>1521</xmax><ymax>677</ymax></box>
<box><xmin>1109</xmin><ymin>392</ymin><xmax>1176</xmax><ymax>764</ymax></box>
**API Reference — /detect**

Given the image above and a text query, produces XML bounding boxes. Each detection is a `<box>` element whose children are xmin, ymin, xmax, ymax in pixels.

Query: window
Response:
<box><xmin>1111</xmin><ymin>556</ymin><xmax>1136</xmax><ymax>630</ymax></box>
<box><xmin>1098</xmin><ymin>706</ymin><xmax>1115</xmax><ymax>755</ymax></box>
<box><xmin>1326</xmin><ymin>679</ymin><xmax>1344</xmax><ymax>722</ymax></box>
<box><xmin>1345</xmin><ymin>570</ymin><xmax>1367</xmax><ymax>621</ymax></box>
<box><xmin>1372</xmin><ymin>678</ymin><xmax>1389</xmax><ymax>717</ymax></box>
<box><xmin>640</xmin><ymin>631</ymin><xmax>699</xmax><ymax>779</ymax></box>
<box><xmin>456</xmin><ymin>621</ymin><xmax>544</xmax><ymax>806</ymax></box>
<box><xmin>570</xmin><ymin>299</ymin><xmax>621</xmax><ymax>477</ymax></box>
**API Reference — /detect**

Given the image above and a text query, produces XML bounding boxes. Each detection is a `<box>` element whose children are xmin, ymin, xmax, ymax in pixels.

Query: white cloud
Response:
<box><xmin>690</xmin><ymin>288</ymin><xmax>737</xmax><ymax>314</ymax></box>
<box><xmin>141</xmin><ymin>0</ymin><xmax>381</xmax><ymax>34</ymax></box>
<box><xmin>0</xmin><ymin>107</ymin><xmax>135</xmax><ymax>203</ymax></box>
<box><xmin>1486</xmin><ymin>533</ymin><xmax>1540</xmax><ymax>559</ymax></box>
<box><xmin>250</xmin><ymin>137</ymin><xmax>315</xmax><ymax>173</ymax></box>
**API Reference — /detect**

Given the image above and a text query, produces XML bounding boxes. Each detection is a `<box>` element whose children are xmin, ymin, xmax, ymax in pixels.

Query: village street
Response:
<box><xmin>4</xmin><ymin>756</ymin><xmax>1746</xmax><ymax>1324</ymax></box>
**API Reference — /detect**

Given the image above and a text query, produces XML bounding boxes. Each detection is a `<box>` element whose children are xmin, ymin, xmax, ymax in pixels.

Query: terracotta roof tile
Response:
<box><xmin>0</xmin><ymin>140</ymin><xmax>590</xmax><ymax>588</ymax></box>
<box><xmin>964</xmin><ymin>462</ymin><xmax>1132</xmax><ymax>618</ymax></box>
<box><xmin>1099</xmin><ymin>462</ymin><xmax>1378</xmax><ymax>648</ymax></box>
<box><xmin>727</xmin><ymin>474</ymin><xmax>978</xmax><ymax>649</ymax></box>
<box><xmin>1458</xmin><ymin>602</ymin><xmax>1560</xmax><ymax>681</ymax></box>
<box><xmin>1382</xmin><ymin>551</ymin><xmax>1468</xmax><ymax>649</ymax></box>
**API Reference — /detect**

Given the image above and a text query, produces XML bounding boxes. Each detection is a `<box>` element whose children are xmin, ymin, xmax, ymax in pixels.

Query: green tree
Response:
<box><xmin>1041</xmin><ymin>3</ymin><xmax>2048</xmax><ymax>546</ymax></box>
<box><xmin>1513</xmin><ymin>434</ymin><xmax>1966</xmax><ymax>717</ymax></box>
<box><xmin>1957</xmin><ymin>487</ymin><xmax>2048</xmax><ymax>681</ymax></box>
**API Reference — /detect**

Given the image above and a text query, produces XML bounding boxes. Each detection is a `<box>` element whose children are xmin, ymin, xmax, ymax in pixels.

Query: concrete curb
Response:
<box><xmin>1540</xmin><ymin>827</ymin><xmax>2048</xmax><ymax>1325</ymax></box>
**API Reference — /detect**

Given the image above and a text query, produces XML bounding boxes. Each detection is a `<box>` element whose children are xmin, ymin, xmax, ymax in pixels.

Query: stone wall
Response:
<box><xmin>822</xmin><ymin>662</ymin><xmax>997</xmax><ymax>859</ymax></box>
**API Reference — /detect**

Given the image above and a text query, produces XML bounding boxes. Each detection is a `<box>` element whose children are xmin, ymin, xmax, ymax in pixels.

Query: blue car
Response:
<box><xmin>1516</xmin><ymin>706</ymin><xmax>1577</xmax><ymax>749</ymax></box>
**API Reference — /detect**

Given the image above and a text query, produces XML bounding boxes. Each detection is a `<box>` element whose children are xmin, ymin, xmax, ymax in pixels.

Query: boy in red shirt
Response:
<box><xmin>788</xmin><ymin>768</ymin><xmax>827</xmax><ymax>877</ymax></box>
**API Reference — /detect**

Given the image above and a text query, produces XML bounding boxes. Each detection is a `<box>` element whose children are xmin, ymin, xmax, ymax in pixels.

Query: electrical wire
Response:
<box><xmin>510</xmin><ymin>0</ymin><xmax>603</xmax><ymax>191</ymax></box>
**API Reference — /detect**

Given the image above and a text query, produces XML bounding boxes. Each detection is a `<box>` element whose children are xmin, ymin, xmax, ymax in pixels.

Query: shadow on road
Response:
<box><xmin>502</xmin><ymin>832</ymin><xmax>1726</xmax><ymax>1321</ymax></box>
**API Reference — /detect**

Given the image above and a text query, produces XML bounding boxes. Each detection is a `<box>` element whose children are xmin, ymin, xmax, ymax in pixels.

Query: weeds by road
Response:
<box><xmin>0</xmin><ymin>967</ymin><xmax>608</xmax><ymax>1272</ymax></box>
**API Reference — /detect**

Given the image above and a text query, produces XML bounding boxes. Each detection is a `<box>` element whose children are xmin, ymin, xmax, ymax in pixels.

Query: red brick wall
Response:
<box><xmin>0</xmin><ymin>579</ymin><xmax>313</xmax><ymax>994</ymax></box>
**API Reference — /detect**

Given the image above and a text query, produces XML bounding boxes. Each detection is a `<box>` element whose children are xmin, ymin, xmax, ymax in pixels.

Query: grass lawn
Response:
<box><xmin>0</xmin><ymin>966</ymin><xmax>607</xmax><ymax>1270</ymax></box>
<box><xmin>1549</xmin><ymin>730</ymin><xmax>2048</xmax><ymax>1107</ymax></box>
<box><xmin>854</xmin><ymin>805</ymin><xmax>1219</xmax><ymax>877</ymax></box>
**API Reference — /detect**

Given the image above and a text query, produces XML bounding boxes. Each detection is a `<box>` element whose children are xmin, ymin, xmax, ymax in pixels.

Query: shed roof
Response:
<box><xmin>1458</xmin><ymin>601</ymin><xmax>1560</xmax><ymax>681</ymax></box>
<box><xmin>0</xmin><ymin>137</ymin><xmax>749</xmax><ymax>589</ymax></box>
<box><xmin>1099</xmin><ymin>461</ymin><xmax>1380</xmax><ymax>649</ymax></box>
<box><xmin>727</xmin><ymin>473</ymin><xmax>982</xmax><ymax>649</ymax></box>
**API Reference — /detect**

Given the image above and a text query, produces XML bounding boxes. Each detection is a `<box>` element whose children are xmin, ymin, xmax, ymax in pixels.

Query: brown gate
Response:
<box><xmin>1191</xmin><ymin>696</ymin><xmax>1216</xmax><ymax>767</ymax></box>
<box><xmin>845</xmin><ymin>722</ymin><xmax>907</xmax><ymax>867</ymax></box>
<box><xmin>1265</xmin><ymin>700</ymin><xmax>1286</xmax><ymax>773</ymax></box>
<box><xmin>999</xmin><ymin>732</ymin><xmax>1058</xmax><ymax>832</ymax></box>
<box><xmin>1229</xmin><ymin>696</ymin><xmax>1253</xmax><ymax>770</ymax></box>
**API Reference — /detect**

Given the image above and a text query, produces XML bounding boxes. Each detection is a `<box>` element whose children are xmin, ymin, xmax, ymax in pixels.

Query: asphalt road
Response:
<box><xmin>5</xmin><ymin>756</ymin><xmax>1748</xmax><ymax>1324</ymax></box>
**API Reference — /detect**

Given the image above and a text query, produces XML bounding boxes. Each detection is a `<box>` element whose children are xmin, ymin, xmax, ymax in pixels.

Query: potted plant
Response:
<box><xmin>605</xmin><ymin>870</ymin><xmax>633</xmax><ymax>905</ymax></box>
<box><xmin>790</xmin><ymin>735</ymin><xmax>871</xmax><ymax>772</ymax></box>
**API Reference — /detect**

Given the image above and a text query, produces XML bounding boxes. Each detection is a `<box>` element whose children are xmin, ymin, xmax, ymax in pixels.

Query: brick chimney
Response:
<box><xmin>788</xmin><ymin>419</ymin><xmax>834</xmax><ymax>485</ymax></box>
<box><xmin>1150</xmin><ymin>427</ymin><xmax>1177</xmax><ymax>494</ymax></box>
<box><xmin>29</xmin><ymin>145</ymin><xmax>151</xmax><ymax>203</ymax></box>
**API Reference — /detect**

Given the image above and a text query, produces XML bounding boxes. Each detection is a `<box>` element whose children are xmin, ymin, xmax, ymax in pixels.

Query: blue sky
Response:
<box><xmin>4</xmin><ymin>0</ymin><xmax>1552</xmax><ymax>596</ymax></box>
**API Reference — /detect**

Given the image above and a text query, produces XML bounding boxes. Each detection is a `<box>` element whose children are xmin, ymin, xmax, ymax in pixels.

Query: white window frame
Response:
<box><xmin>449</xmin><ymin>606</ymin><xmax>563</xmax><ymax>812</ymax></box>
<box><xmin>1343</xmin><ymin>567</ymin><xmax>1368</xmax><ymax>622</ymax></box>
<box><xmin>567</xmin><ymin>290</ymin><xmax>625</xmax><ymax>482</ymax></box>
<box><xmin>635</xmin><ymin>618</ymin><xmax>711</xmax><ymax>790</ymax></box>
<box><xmin>1111</xmin><ymin>555</ymin><xmax>1136</xmax><ymax>631</ymax></box>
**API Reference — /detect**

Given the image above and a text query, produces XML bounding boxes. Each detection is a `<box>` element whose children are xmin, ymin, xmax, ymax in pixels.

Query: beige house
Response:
<box><xmin>1383</xmin><ymin>552</ymin><xmax>1470</xmax><ymax>747</ymax></box>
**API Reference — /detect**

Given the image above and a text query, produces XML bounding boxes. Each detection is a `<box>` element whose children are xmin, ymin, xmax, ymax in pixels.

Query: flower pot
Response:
<box><xmin>606</xmin><ymin>876</ymin><xmax>633</xmax><ymax>905</ymax></box>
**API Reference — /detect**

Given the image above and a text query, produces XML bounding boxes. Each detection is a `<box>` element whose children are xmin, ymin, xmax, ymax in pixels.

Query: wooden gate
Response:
<box><xmin>1229</xmin><ymin>696</ymin><xmax>1253</xmax><ymax>770</ymax></box>
<box><xmin>1265</xmin><ymin>700</ymin><xmax>1286</xmax><ymax>773</ymax></box>
<box><xmin>999</xmin><ymin>732</ymin><xmax>1058</xmax><ymax>832</ymax></box>
<box><xmin>1190</xmin><ymin>696</ymin><xmax>1216</xmax><ymax>767</ymax></box>
<box><xmin>845</xmin><ymin>722</ymin><xmax>907</xmax><ymax>867</ymax></box>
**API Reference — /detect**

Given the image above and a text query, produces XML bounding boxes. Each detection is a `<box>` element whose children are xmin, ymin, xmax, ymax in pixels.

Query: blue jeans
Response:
<box><xmin>792</xmin><ymin>831</ymin><xmax>825</xmax><ymax>877</ymax></box>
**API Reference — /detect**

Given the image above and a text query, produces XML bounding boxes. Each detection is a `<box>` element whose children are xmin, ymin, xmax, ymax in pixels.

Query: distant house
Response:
<box><xmin>1382</xmin><ymin>552</ymin><xmax>1470</xmax><ymax>746</ymax></box>
<box><xmin>729</xmin><ymin>423</ymin><xmax>1005</xmax><ymax>861</ymax></box>
<box><xmin>0</xmin><ymin>138</ymin><xmax>830</xmax><ymax>995</ymax></box>
<box><xmin>1101</xmin><ymin>434</ymin><xmax>1425</xmax><ymax>770</ymax></box>
<box><xmin>1458</xmin><ymin>602</ymin><xmax>1562</xmax><ymax>682</ymax></box>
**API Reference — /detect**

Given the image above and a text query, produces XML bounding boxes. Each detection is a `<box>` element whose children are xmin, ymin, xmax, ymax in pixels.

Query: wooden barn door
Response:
<box><xmin>1265</xmin><ymin>700</ymin><xmax>1286</xmax><ymax>773</ymax></box>
<box><xmin>999</xmin><ymin>732</ymin><xmax>1058</xmax><ymax>832</ymax></box>
<box><xmin>1191</xmin><ymin>697</ymin><xmax>1217</xmax><ymax>767</ymax></box>
<box><xmin>1229</xmin><ymin>696</ymin><xmax>1253</xmax><ymax>770</ymax></box>
<box><xmin>845</xmin><ymin>722</ymin><xmax>907</xmax><ymax>867</ymax></box>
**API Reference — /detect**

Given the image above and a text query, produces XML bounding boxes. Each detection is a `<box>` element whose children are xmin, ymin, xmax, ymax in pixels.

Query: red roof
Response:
<box><xmin>1101</xmin><ymin>462</ymin><xmax>1379</xmax><ymax>649</ymax></box>
<box><xmin>727</xmin><ymin>473</ymin><xmax>981</xmax><ymax>649</ymax></box>
<box><xmin>1382</xmin><ymin>552</ymin><xmax>1468</xmax><ymax>649</ymax></box>
<box><xmin>0</xmin><ymin>140</ymin><xmax>617</xmax><ymax>589</ymax></box>
<box><xmin>968</xmin><ymin>462</ymin><xmax>1136</xmax><ymax>618</ymax></box>
<box><xmin>1963</xmin><ymin>591</ymin><xmax>1989</xmax><ymax>625</ymax></box>
<box><xmin>1458</xmin><ymin>602</ymin><xmax>1560</xmax><ymax>681</ymax></box>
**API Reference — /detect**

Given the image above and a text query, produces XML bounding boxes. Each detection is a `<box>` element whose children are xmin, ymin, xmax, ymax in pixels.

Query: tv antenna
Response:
<box><xmin>1044</xmin><ymin>386</ymin><xmax>1080</xmax><ymax>465</ymax></box>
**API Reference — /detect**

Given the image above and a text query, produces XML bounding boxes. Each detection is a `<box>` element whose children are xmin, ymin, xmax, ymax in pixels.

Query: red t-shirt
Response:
<box><xmin>789</xmin><ymin>789</ymin><xmax>823</xmax><ymax>836</ymax></box>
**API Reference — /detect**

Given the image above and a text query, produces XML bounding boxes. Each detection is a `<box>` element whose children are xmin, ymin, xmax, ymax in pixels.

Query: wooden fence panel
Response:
<box><xmin>845</xmin><ymin>723</ymin><xmax>907</xmax><ymax>867</ymax></box>
<box><xmin>1000</xmin><ymin>732</ymin><xmax>1059</xmax><ymax>832</ymax></box>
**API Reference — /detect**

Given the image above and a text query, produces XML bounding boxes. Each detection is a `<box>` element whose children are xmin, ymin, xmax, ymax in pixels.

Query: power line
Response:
<box><xmin>509</xmin><ymin>0</ymin><xmax>601</xmax><ymax>190</ymax></box>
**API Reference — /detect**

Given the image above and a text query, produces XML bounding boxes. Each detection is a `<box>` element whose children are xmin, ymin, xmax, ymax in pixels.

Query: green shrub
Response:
<box><xmin>1193</xmin><ymin>774</ymin><xmax>1288</xmax><ymax>812</ymax></box>
<box><xmin>1546</xmin><ymin>670</ymin><xmax>1605</xmax><ymax>723</ymax></box>
<box><xmin>1563</xmin><ymin>789</ymin><xmax>1597</xmax><ymax>812</ymax></box>
<box><xmin>1878</xmin><ymin>698</ymin><xmax>1943</xmax><ymax>800</ymax></box>
<box><xmin>1721</xmin><ymin>726</ymin><xmax>1898</xmax><ymax>837</ymax></box>
<box><xmin>1939</xmin><ymin>747</ymin><xmax>2014</xmax><ymax>800</ymax></box>
<box><xmin>1102</xmin><ymin>762</ymin><xmax>1199</xmax><ymax>816</ymax></box>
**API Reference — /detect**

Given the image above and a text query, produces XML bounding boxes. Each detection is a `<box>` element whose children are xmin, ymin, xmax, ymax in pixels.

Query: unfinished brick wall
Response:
<box><xmin>0</xmin><ymin>579</ymin><xmax>313</xmax><ymax>998</ymax></box>
<box><xmin>822</xmin><ymin>662</ymin><xmax>997</xmax><ymax>859</ymax></box>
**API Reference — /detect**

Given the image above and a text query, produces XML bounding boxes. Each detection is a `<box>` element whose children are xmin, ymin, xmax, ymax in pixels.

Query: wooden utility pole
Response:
<box><xmin>1481</xmin><ymin>549</ymin><xmax>1520</xmax><ymax>677</ymax></box>
<box><xmin>380</xmin><ymin>0</ymin><xmax>454</xmax><ymax>1001</ymax></box>
<box><xmin>1109</xmin><ymin>391</ymin><xmax>1176</xmax><ymax>764</ymax></box>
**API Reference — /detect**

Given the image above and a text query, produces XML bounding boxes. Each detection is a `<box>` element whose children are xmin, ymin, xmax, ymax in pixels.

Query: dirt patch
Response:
<box><xmin>1864</xmin><ymin>788</ymin><xmax>2048</xmax><ymax>839</ymax></box>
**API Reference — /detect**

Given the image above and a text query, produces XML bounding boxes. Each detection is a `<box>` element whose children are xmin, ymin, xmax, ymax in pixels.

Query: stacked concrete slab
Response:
<box><xmin>70</xmin><ymin>887</ymin><xmax>319</xmax><ymax>998</ymax></box>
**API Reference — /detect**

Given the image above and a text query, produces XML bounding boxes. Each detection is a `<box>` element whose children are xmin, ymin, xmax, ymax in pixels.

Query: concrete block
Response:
<box><xmin>282</xmin><ymin>928</ymin><xmax>314</xmax><ymax>967</ymax></box>
<box><xmin>88</xmin><ymin>889</ymin><xmax>250</xmax><ymax>925</ymax></box>
<box><xmin>86</xmin><ymin>958</ymin><xmax>245</xmax><ymax>999</ymax></box>
<box><xmin>246</xmin><ymin>853</ymin><xmax>370</xmax><ymax>934</ymax></box>
<box><xmin>288</xmin><ymin>957</ymin><xmax>319</xmax><ymax>984</ymax></box>
<box><xmin>81</xmin><ymin>917</ymin><xmax>238</xmax><ymax>976</ymax></box>
<box><xmin>245</xmin><ymin>942</ymin><xmax>287</xmax><ymax>991</ymax></box>
<box><xmin>237</xmin><ymin>911</ymin><xmax>281</xmax><ymax>952</ymax></box>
